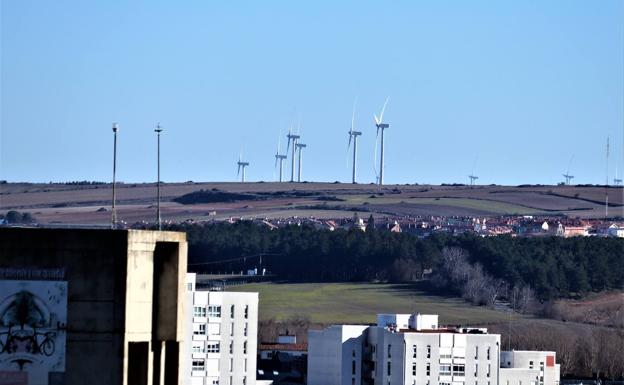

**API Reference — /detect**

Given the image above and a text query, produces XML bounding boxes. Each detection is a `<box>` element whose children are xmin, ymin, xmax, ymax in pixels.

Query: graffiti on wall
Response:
<box><xmin>0</xmin><ymin>280</ymin><xmax>67</xmax><ymax>385</ymax></box>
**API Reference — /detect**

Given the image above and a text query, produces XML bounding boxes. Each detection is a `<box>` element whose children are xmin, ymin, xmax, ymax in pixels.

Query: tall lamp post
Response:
<box><xmin>155</xmin><ymin>123</ymin><xmax>163</xmax><ymax>230</ymax></box>
<box><xmin>111</xmin><ymin>123</ymin><xmax>119</xmax><ymax>228</ymax></box>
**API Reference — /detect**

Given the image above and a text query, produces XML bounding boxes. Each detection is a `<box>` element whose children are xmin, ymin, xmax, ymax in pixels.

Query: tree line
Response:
<box><xmin>170</xmin><ymin>222</ymin><xmax>624</xmax><ymax>301</ymax></box>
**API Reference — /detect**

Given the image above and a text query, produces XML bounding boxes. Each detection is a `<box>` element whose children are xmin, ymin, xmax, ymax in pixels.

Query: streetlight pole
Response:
<box><xmin>111</xmin><ymin>123</ymin><xmax>119</xmax><ymax>229</ymax></box>
<box><xmin>155</xmin><ymin>123</ymin><xmax>163</xmax><ymax>230</ymax></box>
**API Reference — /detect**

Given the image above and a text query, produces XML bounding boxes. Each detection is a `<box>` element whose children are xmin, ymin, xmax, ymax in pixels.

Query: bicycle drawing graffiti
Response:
<box><xmin>0</xmin><ymin>280</ymin><xmax>66</xmax><ymax>384</ymax></box>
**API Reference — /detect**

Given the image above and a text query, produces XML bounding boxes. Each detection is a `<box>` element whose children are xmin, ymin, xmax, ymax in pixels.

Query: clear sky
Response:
<box><xmin>1</xmin><ymin>0</ymin><xmax>623</xmax><ymax>185</ymax></box>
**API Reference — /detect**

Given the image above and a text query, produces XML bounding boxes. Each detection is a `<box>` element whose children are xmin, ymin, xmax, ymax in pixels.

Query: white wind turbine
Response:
<box><xmin>563</xmin><ymin>154</ymin><xmax>575</xmax><ymax>185</ymax></box>
<box><xmin>237</xmin><ymin>150</ymin><xmax>250</xmax><ymax>182</ymax></box>
<box><xmin>286</xmin><ymin>123</ymin><xmax>300</xmax><ymax>182</ymax></box>
<box><xmin>373</xmin><ymin>97</ymin><xmax>390</xmax><ymax>185</ymax></box>
<box><xmin>274</xmin><ymin>133</ymin><xmax>287</xmax><ymax>182</ymax></box>
<box><xmin>348</xmin><ymin>98</ymin><xmax>362</xmax><ymax>184</ymax></box>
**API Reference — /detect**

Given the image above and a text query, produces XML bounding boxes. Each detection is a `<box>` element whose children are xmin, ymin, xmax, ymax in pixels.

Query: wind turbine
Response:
<box><xmin>348</xmin><ymin>99</ymin><xmax>362</xmax><ymax>183</ymax></box>
<box><xmin>237</xmin><ymin>152</ymin><xmax>250</xmax><ymax>182</ymax></box>
<box><xmin>562</xmin><ymin>154</ymin><xmax>575</xmax><ymax>185</ymax></box>
<box><xmin>286</xmin><ymin>125</ymin><xmax>300</xmax><ymax>182</ymax></box>
<box><xmin>468</xmin><ymin>156</ymin><xmax>479</xmax><ymax>186</ymax></box>
<box><xmin>296</xmin><ymin>142</ymin><xmax>307</xmax><ymax>182</ymax></box>
<box><xmin>274</xmin><ymin>135</ymin><xmax>287</xmax><ymax>182</ymax></box>
<box><xmin>373</xmin><ymin>97</ymin><xmax>390</xmax><ymax>185</ymax></box>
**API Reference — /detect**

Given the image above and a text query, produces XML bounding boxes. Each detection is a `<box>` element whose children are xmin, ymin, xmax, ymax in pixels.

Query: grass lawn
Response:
<box><xmin>406</xmin><ymin>197</ymin><xmax>540</xmax><ymax>215</ymax></box>
<box><xmin>227</xmin><ymin>282</ymin><xmax>521</xmax><ymax>325</ymax></box>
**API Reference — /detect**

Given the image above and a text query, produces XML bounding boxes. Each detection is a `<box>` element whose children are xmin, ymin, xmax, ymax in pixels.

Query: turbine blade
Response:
<box><xmin>351</xmin><ymin>97</ymin><xmax>357</xmax><ymax>132</ymax></box>
<box><xmin>374</xmin><ymin>114</ymin><xmax>380</xmax><ymax>126</ymax></box>
<box><xmin>348</xmin><ymin>133</ymin><xmax>352</xmax><ymax>150</ymax></box>
<box><xmin>275</xmin><ymin>156</ymin><xmax>278</xmax><ymax>169</ymax></box>
<box><xmin>379</xmin><ymin>96</ymin><xmax>390</xmax><ymax>123</ymax></box>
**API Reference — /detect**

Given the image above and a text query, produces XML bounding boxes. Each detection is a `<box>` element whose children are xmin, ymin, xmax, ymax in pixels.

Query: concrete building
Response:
<box><xmin>308</xmin><ymin>313</ymin><xmax>560</xmax><ymax>385</ymax></box>
<box><xmin>185</xmin><ymin>274</ymin><xmax>258</xmax><ymax>385</ymax></box>
<box><xmin>0</xmin><ymin>228</ymin><xmax>188</xmax><ymax>385</ymax></box>
<box><xmin>500</xmin><ymin>351</ymin><xmax>560</xmax><ymax>385</ymax></box>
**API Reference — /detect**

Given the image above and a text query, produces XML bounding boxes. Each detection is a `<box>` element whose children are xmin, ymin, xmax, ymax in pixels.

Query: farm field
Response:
<box><xmin>1</xmin><ymin>182</ymin><xmax>623</xmax><ymax>224</ymax></box>
<box><xmin>227</xmin><ymin>282</ymin><xmax>520</xmax><ymax>325</ymax></box>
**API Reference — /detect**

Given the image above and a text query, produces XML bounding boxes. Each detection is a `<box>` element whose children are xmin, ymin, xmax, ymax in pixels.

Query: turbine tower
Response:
<box><xmin>469</xmin><ymin>156</ymin><xmax>479</xmax><ymax>186</ymax></box>
<box><xmin>563</xmin><ymin>154</ymin><xmax>574</xmax><ymax>185</ymax></box>
<box><xmin>373</xmin><ymin>97</ymin><xmax>390</xmax><ymax>185</ymax></box>
<box><xmin>348</xmin><ymin>99</ymin><xmax>362</xmax><ymax>183</ymax></box>
<box><xmin>286</xmin><ymin>127</ymin><xmax>300</xmax><ymax>182</ymax></box>
<box><xmin>237</xmin><ymin>153</ymin><xmax>249</xmax><ymax>182</ymax></box>
<box><xmin>296</xmin><ymin>142</ymin><xmax>307</xmax><ymax>182</ymax></box>
<box><xmin>274</xmin><ymin>136</ymin><xmax>287</xmax><ymax>182</ymax></box>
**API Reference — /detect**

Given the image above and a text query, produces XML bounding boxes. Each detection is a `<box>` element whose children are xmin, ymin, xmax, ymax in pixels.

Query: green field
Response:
<box><xmin>227</xmin><ymin>282</ymin><xmax>520</xmax><ymax>325</ymax></box>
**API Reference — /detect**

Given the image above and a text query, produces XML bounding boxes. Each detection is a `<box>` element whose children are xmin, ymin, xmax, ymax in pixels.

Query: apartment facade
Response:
<box><xmin>185</xmin><ymin>274</ymin><xmax>258</xmax><ymax>385</ymax></box>
<box><xmin>308</xmin><ymin>313</ymin><xmax>559</xmax><ymax>385</ymax></box>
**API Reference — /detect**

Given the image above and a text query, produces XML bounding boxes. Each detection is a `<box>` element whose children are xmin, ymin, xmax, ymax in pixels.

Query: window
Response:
<box><xmin>440</xmin><ymin>383</ymin><xmax>451</xmax><ymax>385</ymax></box>
<box><xmin>243</xmin><ymin>341</ymin><xmax>247</xmax><ymax>354</ymax></box>
<box><xmin>352</xmin><ymin>379</ymin><xmax>356</xmax><ymax>385</ymax></box>
<box><xmin>387</xmin><ymin>361</ymin><xmax>391</xmax><ymax>376</ymax></box>
<box><xmin>412</xmin><ymin>345</ymin><xmax>417</xmax><ymax>358</ymax></box>
<box><xmin>192</xmin><ymin>343</ymin><xmax>204</xmax><ymax>353</ymax></box>
<box><xmin>440</xmin><ymin>364</ymin><xmax>452</xmax><ymax>375</ymax></box>
<box><xmin>194</xmin><ymin>306</ymin><xmax>206</xmax><ymax>317</ymax></box>
<box><xmin>206</xmin><ymin>342</ymin><xmax>220</xmax><ymax>353</ymax></box>
<box><xmin>230</xmin><ymin>304</ymin><xmax>235</xmax><ymax>318</ymax></box>
<box><xmin>352</xmin><ymin>349</ymin><xmax>356</xmax><ymax>358</ymax></box>
<box><xmin>229</xmin><ymin>358</ymin><xmax>233</xmax><ymax>372</ymax></box>
<box><xmin>229</xmin><ymin>376</ymin><xmax>232</xmax><ymax>385</ymax></box>
<box><xmin>194</xmin><ymin>324</ymin><xmax>206</xmax><ymax>335</ymax></box>
<box><xmin>187</xmin><ymin>283</ymin><xmax>193</xmax><ymax>291</ymax></box>
<box><xmin>440</xmin><ymin>353</ymin><xmax>452</xmax><ymax>359</ymax></box>
<box><xmin>208</xmin><ymin>305</ymin><xmax>221</xmax><ymax>318</ymax></box>
<box><xmin>212</xmin><ymin>381</ymin><xmax>219</xmax><ymax>385</ymax></box>
<box><xmin>244</xmin><ymin>358</ymin><xmax>248</xmax><ymax>371</ymax></box>
<box><xmin>244</xmin><ymin>305</ymin><xmax>249</xmax><ymax>319</ymax></box>
<box><xmin>192</xmin><ymin>359</ymin><xmax>205</xmax><ymax>371</ymax></box>
<box><xmin>529</xmin><ymin>361</ymin><xmax>534</xmax><ymax>369</ymax></box>
<box><xmin>453</xmin><ymin>364</ymin><xmax>465</xmax><ymax>376</ymax></box>
<box><xmin>475</xmin><ymin>346</ymin><xmax>478</xmax><ymax>359</ymax></box>
<box><xmin>229</xmin><ymin>341</ymin><xmax>233</xmax><ymax>354</ymax></box>
<box><xmin>388</xmin><ymin>344</ymin><xmax>392</xmax><ymax>358</ymax></box>
<box><xmin>352</xmin><ymin>360</ymin><xmax>356</xmax><ymax>375</ymax></box>
<box><xmin>244</xmin><ymin>323</ymin><xmax>248</xmax><ymax>337</ymax></box>
<box><xmin>475</xmin><ymin>363</ymin><xmax>478</xmax><ymax>376</ymax></box>
<box><xmin>426</xmin><ymin>345</ymin><xmax>431</xmax><ymax>359</ymax></box>
<box><xmin>230</xmin><ymin>322</ymin><xmax>234</xmax><ymax>336</ymax></box>
<box><xmin>426</xmin><ymin>363</ymin><xmax>430</xmax><ymax>376</ymax></box>
<box><xmin>243</xmin><ymin>377</ymin><xmax>247</xmax><ymax>385</ymax></box>
<box><xmin>486</xmin><ymin>347</ymin><xmax>491</xmax><ymax>360</ymax></box>
<box><xmin>412</xmin><ymin>363</ymin><xmax>416</xmax><ymax>376</ymax></box>
<box><xmin>487</xmin><ymin>363</ymin><xmax>491</xmax><ymax>377</ymax></box>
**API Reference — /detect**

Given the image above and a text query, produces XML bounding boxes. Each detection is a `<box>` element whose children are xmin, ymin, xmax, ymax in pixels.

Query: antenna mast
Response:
<box><xmin>605</xmin><ymin>136</ymin><xmax>609</xmax><ymax>219</ymax></box>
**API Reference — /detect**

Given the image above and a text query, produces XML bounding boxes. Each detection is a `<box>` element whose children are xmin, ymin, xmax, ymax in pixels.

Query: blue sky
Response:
<box><xmin>1</xmin><ymin>0</ymin><xmax>623</xmax><ymax>185</ymax></box>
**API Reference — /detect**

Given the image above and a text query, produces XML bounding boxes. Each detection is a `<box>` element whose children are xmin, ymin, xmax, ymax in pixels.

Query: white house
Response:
<box><xmin>185</xmin><ymin>273</ymin><xmax>259</xmax><ymax>385</ymax></box>
<box><xmin>308</xmin><ymin>313</ymin><xmax>560</xmax><ymax>385</ymax></box>
<box><xmin>608</xmin><ymin>224</ymin><xmax>624</xmax><ymax>238</ymax></box>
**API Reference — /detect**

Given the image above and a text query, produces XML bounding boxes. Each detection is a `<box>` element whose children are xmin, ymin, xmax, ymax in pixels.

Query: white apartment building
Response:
<box><xmin>308</xmin><ymin>313</ymin><xmax>559</xmax><ymax>385</ymax></box>
<box><xmin>185</xmin><ymin>274</ymin><xmax>259</xmax><ymax>385</ymax></box>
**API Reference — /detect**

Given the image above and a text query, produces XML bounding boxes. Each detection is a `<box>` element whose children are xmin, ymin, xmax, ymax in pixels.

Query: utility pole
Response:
<box><xmin>111</xmin><ymin>123</ymin><xmax>119</xmax><ymax>229</ymax></box>
<box><xmin>155</xmin><ymin>123</ymin><xmax>163</xmax><ymax>230</ymax></box>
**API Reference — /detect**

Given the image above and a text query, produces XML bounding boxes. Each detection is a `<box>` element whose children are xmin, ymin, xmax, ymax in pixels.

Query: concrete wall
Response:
<box><xmin>0</xmin><ymin>228</ymin><xmax>188</xmax><ymax>385</ymax></box>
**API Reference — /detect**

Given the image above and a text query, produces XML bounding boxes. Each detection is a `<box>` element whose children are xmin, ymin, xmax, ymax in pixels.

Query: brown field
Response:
<box><xmin>1</xmin><ymin>182</ymin><xmax>622</xmax><ymax>225</ymax></box>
